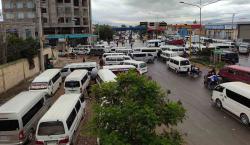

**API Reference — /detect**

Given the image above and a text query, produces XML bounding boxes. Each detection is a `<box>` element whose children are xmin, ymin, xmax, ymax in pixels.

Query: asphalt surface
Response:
<box><xmin>147</xmin><ymin>60</ymin><xmax>250</xmax><ymax>145</ymax></box>
<box><xmin>239</xmin><ymin>54</ymin><xmax>250</xmax><ymax>67</ymax></box>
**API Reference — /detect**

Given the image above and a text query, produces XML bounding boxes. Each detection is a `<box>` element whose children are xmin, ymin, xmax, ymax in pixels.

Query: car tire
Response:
<box><xmin>175</xmin><ymin>69</ymin><xmax>179</xmax><ymax>73</ymax></box>
<box><xmin>240</xmin><ymin>114</ymin><xmax>249</xmax><ymax>126</ymax></box>
<box><xmin>215</xmin><ymin>99</ymin><xmax>222</xmax><ymax>109</ymax></box>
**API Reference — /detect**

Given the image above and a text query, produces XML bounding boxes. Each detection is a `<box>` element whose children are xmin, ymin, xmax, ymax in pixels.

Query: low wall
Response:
<box><xmin>0</xmin><ymin>57</ymin><xmax>40</xmax><ymax>94</ymax></box>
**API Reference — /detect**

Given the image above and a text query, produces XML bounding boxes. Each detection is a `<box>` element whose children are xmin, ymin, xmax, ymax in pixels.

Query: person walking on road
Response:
<box><xmin>82</xmin><ymin>56</ymin><xmax>86</xmax><ymax>62</ymax></box>
<box><xmin>116</xmin><ymin>41</ymin><xmax>119</xmax><ymax>47</ymax></box>
<box><xmin>99</xmin><ymin>56</ymin><xmax>104</xmax><ymax>69</ymax></box>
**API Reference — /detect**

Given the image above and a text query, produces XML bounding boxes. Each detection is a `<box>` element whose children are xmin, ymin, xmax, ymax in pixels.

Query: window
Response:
<box><xmin>0</xmin><ymin>120</ymin><xmax>19</xmax><ymax>131</ymax></box>
<box><xmin>57</xmin><ymin>0</ymin><xmax>63</xmax><ymax>3</ymax></box>
<box><xmin>74</xmin><ymin>8</ymin><xmax>80</xmax><ymax>15</ymax></box>
<box><xmin>65</xmin><ymin>0</ymin><xmax>71</xmax><ymax>3</ymax></box>
<box><xmin>27</xmin><ymin>12</ymin><xmax>35</xmax><ymax>18</ymax></box>
<box><xmin>22</xmin><ymin>98</ymin><xmax>44</xmax><ymax>126</ymax></box>
<box><xmin>142</xmin><ymin>49</ymin><xmax>156</xmax><ymax>52</ymax></box>
<box><xmin>74</xmin><ymin>0</ymin><xmax>79</xmax><ymax>6</ymax></box>
<box><xmin>42</xmin><ymin>17</ymin><xmax>48</xmax><ymax>23</ymax></box>
<box><xmin>61</xmin><ymin>68</ymin><xmax>69</xmax><ymax>73</ymax></box>
<box><xmin>75</xmin><ymin>101</ymin><xmax>81</xmax><ymax>113</ymax></box>
<box><xmin>41</xmin><ymin>8</ymin><xmax>47</xmax><ymax>13</ymax></box>
<box><xmin>5</xmin><ymin>13</ymin><xmax>14</xmax><ymax>19</ymax></box>
<box><xmin>27</xmin><ymin>1</ymin><xmax>34</xmax><ymax>8</ymax></box>
<box><xmin>17</xmin><ymin>12</ymin><xmax>24</xmax><ymax>19</ymax></box>
<box><xmin>228</xmin><ymin>69</ymin><xmax>236</xmax><ymax>75</ymax></box>
<box><xmin>134</xmin><ymin>54</ymin><xmax>146</xmax><ymax>57</ymax></box>
<box><xmin>52</xmin><ymin>72</ymin><xmax>61</xmax><ymax>83</ymax></box>
<box><xmin>65</xmin><ymin>7</ymin><xmax>71</xmax><ymax>13</ymax></box>
<box><xmin>66</xmin><ymin>109</ymin><xmax>77</xmax><ymax>129</ymax></box>
<box><xmin>17</xmin><ymin>2</ymin><xmax>23</xmax><ymax>8</ymax></box>
<box><xmin>25</xmin><ymin>29</ymin><xmax>32</xmax><ymax>38</ymax></box>
<box><xmin>38</xmin><ymin>121</ymin><xmax>65</xmax><ymax>136</ymax></box>
<box><xmin>215</xmin><ymin>86</ymin><xmax>224</xmax><ymax>92</ymax></box>
<box><xmin>65</xmin><ymin>81</ymin><xmax>80</xmax><ymax>88</ymax></box>
<box><xmin>58</xmin><ymin>17</ymin><xmax>64</xmax><ymax>23</ymax></box>
<box><xmin>173</xmin><ymin>60</ymin><xmax>179</xmax><ymax>65</ymax></box>
<box><xmin>180</xmin><ymin>60</ymin><xmax>190</xmax><ymax>66</ymax></box>
<box><xmin>226</xmin><ymin>89</ymin><xmax>250</xmax><ymax>108</ymax></box>
<box><xmin>81</xmin><ymin>75</ymin><xmax>88</xmax><ymax>85</ymax></box>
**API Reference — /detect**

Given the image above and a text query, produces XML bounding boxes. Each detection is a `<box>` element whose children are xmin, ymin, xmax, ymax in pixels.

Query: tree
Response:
<box><xmin>91</xmin><ymin>71</ymin><xmax>186</xmax><ymax>145</ymax></box>
<box><xmin>95</xmin><ymin>24</ymin><xmax>114</xmax><ymax>41</ymax></box>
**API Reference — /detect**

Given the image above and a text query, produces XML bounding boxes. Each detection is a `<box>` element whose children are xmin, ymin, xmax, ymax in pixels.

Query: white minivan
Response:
<box><xmin>36</xmin><ymin>94</ymin><xmax>85</xmax><ymax>145</ymax></box>
<box><xmin>64</xmin><ymin>70</ymin><xmax>90</xmax><ymax>94</ymax></box>
<box><xmin>30</xmin><ymin>69</ymin><xmax>62</xmax><ymax>96</ymax></box>
<box><xmin>61</xmin><ymin>62</ymin><xmax>98</xmax><ymax>78</ymax></box>
<box><xmin>0</xmin><ymin>91</ymin><xmax>51</xmax><ymax>144</ymax></box>
<box><xmin>160</xmin><ymin>51</ymin><xmax>179</xmax><ymax>61</ymax></box>
<box><xmin>212</xmin><ymin>82</ymin><xmax>250</xmax><ymax>125</ymax></box>
<box><xmin>105</xmin><ymin>55</ymin><xmax>132</xmax><ymax>65</ymax></box>
<box><xmin>166</xmin><ymin>56</ymin><xmax>191</xmax><ymax>73</ymax></box>
<box><xmin>102</xmin><ymin>53</ymin><xmax>124</xmax><ymax>60</ymax></box>
<box><xmin>239</xmin><ymin>44</ymin><xmax>250</xmax><ymax>54</ymax></box>
<box><xmin>129</xmin><ymin>52</ymin><xmax>154</xmax><ymax>63</ymax></box>
<box><xmin>123</xmin><ymin>60</ymin><xmax>148</xmax><ymax>75</ymax></box>
<box><xmin>96</xmin><ymin>69</ymin><xmax>117</xmax><ymax>85</ymax></box>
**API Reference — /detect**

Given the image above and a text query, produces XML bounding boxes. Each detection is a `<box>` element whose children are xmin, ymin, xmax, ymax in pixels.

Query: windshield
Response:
<box><xmin>61</xmin><ymin>68</ymin><xmax>68</xmax><ymax>72</ymax></box>
<box><xmin>140</xmin><ymin>63</ymin><xmax>147</xmax><ymax>68</ymax></box>
<box><xmin>0</xmin><ymin>120</ymin><xmax>19</xmax><ymax>131</ymax></box>
<box><xmin>30</xmin><ymin>82</ymin><xmax>48</xmax><ymax>90</ymax></box>
<box><xmin>38</xmin><ymin>121</ymin><xmax>65</xmax><ymax>136</ymax></box>
<box><xmin>65</xmin><ymin>81</ymin><xmax>80</xmax><ymax>88</ymax></box>
<box><xmin>180</xmin><ymin>60</ymin><xmax>190</xmax><ymax>66</ymax></box>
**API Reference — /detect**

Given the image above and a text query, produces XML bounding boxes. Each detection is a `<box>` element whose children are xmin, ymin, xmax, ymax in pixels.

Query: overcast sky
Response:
<box><xmin>92</xmin><ymin>0</ymin><xmax>250</xmax><ymax>26</ymax></box>
<box><xmin>0</xmin><ymin>0</ymin><xmax>250</xmax><ymax>25</ymax></box>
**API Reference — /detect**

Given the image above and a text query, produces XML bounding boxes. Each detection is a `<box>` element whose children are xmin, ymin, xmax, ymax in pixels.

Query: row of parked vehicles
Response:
<box><xmin>0</xmin><ymin>58</ymin><xmax>150</xmax><ymax>144</ymax></box>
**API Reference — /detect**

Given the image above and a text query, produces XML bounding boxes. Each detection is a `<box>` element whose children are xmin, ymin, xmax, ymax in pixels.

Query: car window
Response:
<box><xmin>215</xmin><ymin>86</ymin><xmax>224</xmax><ymax>92</ymax></box>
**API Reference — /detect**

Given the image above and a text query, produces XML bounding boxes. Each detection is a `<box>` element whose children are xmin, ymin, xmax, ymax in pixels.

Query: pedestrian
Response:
<box><xmin>99</xmin><ymin>56</ymin><xmax>104</xmax><ymax>69</ymax></box>
<box><xmin>130</xmin><ymin>42</ymin><xmax>133</xmax><ymax>49</ymax></box>
<box><xmin>122</xmin><ymin>41</ymin><xmax>125</xmax><ymax>46</ymax></box>
<box><xmin>116</xmin><ymin>41</ymin><xmax>119</xmax><ymax>47</ymax></box>
<box><xmin>82</xmin><ymin>56</ymin><xmax>86</xmax><ymax>62</ymax></box>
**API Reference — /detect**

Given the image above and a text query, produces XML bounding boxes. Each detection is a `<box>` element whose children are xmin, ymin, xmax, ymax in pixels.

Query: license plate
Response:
<box><xmin>46</xmin><ymin>141</ymin><xmax>58</xmax><ymax>145</ymax></box>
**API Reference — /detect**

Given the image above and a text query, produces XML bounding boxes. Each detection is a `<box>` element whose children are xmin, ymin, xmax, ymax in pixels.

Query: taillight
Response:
<box><xmin>35</xmin><ymin>140</ymin><xmax>44</xmax><ymax>145</ymax></box>
<box><xmin>19</xmin><ymin>130</ymin><xmax>25</xmax><ymax>140</ymax></box>
<box><xmin>59</xmin><ymin>136</ymin><xmax>69</xmax><ymax>144</ymax></box>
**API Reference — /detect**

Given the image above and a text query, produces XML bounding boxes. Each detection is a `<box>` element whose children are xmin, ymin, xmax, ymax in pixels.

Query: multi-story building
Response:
<box><xmin>1</xmin><ymin>0</ymin><xmax>92</xmax><ymax>38</ymax></box>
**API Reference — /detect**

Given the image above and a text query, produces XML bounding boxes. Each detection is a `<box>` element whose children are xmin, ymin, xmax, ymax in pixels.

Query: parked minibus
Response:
<box><xmin>160</xmin><ymin>51</ymin><xmax>179</xmax><ymax>61</ymax></box>
<box><xmin>133</xmin><ymin>47</ymin><xmax>160</xmax><ymax>57</ymax></box>
<box><xmin>102</xmin><ymin>53</ymin><xmax>124</xmax><ymax>60</ymax></box>
<box><xmin>64</xmin><ymin>70</ymin><xmax>90</xmax><ymax>94</ymax></box>
<box><xmin>36</xmin><ymin>94</ymin><xmax>85</xmax><ymax>145</ymax></box>
<box><xmin>104</xmin><ymin>55</ymin><xmax>132</xmax><ymax>65</ymax></box>
<box><xmin>218</xmin><ymin>65</ymin><xmax>250</xmax><ymax>84</ymax></box>
<box><xmin>96</xmin><ymin>69</ymin><xmax>117</xmax><ymax>84</ymax></box>
<box><xmin>0</xmin><ymin>91</ymin><xmax>51</xmax><ymax>144</ymax></box>
<box><xmin>129</xmin><ymin>52</ymin><xmax>154</xmax><ymax>63</ymax></box>
<box><xmin>123</xmin><ymin>60</ymin><xmax>148</xmax><ymax>74</ymax></box>
<box><xmin>166</xmin><ymin>56</ymin><xmax>191</xmax><ymax>73</ymax></box>
<box><xmin>61</xmin><ymin>62</ymin><xmax>98</xmax><ymax>78</ymax></box>
<box><xmin>115</xmin><ymin>48</ymin><xmax>133</xmax><ymax>54</ymax></box>
<box><xmin>212</xmin><ymin>82</ymin><xmax>250</xmax><ymax>125</ymax></box>
<box><xmin>160</xmin><ymin>45</ymin><xmax>185</xmax><ymax>56</ymax></box>
<box><xmin>30</xmin><ymin>69</ymin><xmax>62</xmax><ymax>96</ymax></box>
<box><xmin>239</xmin><ymin>43</ymin><xmax>250</xmax><ymax>54</ymax></box>
<box><xmin>146</xmin><ymin>39</ymin><xmax>162</xmax><ymax>47</ymax></box>
<box><xmin>103</xmin><ymin>65</ymin><xmax>136</xmax><ymax>75</ymax></box>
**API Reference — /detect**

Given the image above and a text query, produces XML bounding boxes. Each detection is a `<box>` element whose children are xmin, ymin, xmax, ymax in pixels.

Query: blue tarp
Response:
<box><xmin>45</xmin><ymin>34</ymin><xmax>98</xmax><ymax>39</ymax></box>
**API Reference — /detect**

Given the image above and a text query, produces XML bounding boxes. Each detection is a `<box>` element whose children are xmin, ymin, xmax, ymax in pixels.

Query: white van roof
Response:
<box><xmin>64</xmin><ymin>62</ymin><xmax>97</xmax><ymax>69</ymax></box>
<box><xmin>0</xmin><ymin>91</ymin><xmax>46</xmax><ymax>115</ymax></box>
<box><xmin>162</xmin><ymin>50</ymin><xmax>178</xmax><ymax>54</ymax></box>
<box><xmin>103</xmin><ymin>53</ymin><xmax>124</xmax><ymax>56</ymax></box>
<box><xmin>160</xmin><ymin>45</ymin><xmax>177</xmax><ymax>49</ymax></box>
<box><xmin>65</xmin><ymin>70</ymin><xmax>88</xmax><ymax>82</ymax></box>
<box><xmin>103</xmin><ymin>65</ymin><xmax>136</xmax><ymax>70</ymax></box>
<box><xmin>221</xmin><ymin>82</ymin><xmax>250</xmax><ymax>99</ymax></box>
<box><xmin>97</xmin><ymin>69</ymin><xmax>117</xmax><ymax>82</ymax></box>
<box><xmin>123</xmin><ymin>60</ymin><xmax>145</xmax><ymax>65</ymax></box>
<box><xmin>105</xmin><ymin>55</ymin><xmax>129</xmax><ymax>58</ymax></box>
<box><xmin>32</xmin><ymin>69</ymin><xmax>61</xmax><ymax>83</ymax></box>
<box><xmin>171</xmin><ymin>56</ymin><xmax>189</xmax><ymax>61</ymax></box>
<box><xmin>39</xmin><ymin>94</ymin><xmax>81</xmax><ymax>122</ymax></box>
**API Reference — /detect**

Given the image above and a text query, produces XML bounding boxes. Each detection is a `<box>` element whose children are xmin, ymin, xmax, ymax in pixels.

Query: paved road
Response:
<box><xmin>147</xmin><ymin>60</ymin><xmax>250</xmax><ymax>145</ymax></box>
<box><xmin>239</xmin><ymin>54</ymin><xmax>250</xmax><ymax>67</ymax></box>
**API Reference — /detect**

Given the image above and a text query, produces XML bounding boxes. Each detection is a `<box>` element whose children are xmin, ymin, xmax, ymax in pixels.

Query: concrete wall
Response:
<box><xmin>0</xmin><ymin>48</ymin><xmax>58</xmax><ymax>94</ymax></box>
<box><xmin>0</xmin><ymin>57</ymin><xmax>40</xmax><ymax>94</ymax></box>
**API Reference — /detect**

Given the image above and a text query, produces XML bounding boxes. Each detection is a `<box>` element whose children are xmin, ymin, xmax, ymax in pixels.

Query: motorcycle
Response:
<box><xmin>189</xmin><ymin>67</ymin><xmax>202</xmax><ymax>77</ymax></box>
<box><xmin>204</xmin><ymin>74</ymin><xmax>221</xmax><ymax>90</ymax></box>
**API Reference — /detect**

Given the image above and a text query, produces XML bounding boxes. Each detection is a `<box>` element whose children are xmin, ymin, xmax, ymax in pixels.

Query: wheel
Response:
<box><xmin>175</xmin><ymin>69</ymin><xmax>179</xmax><ymax>73</ymax></box>
<box><xmin>240</xmin><ymin>114</ymin><xmax>249</xmax><ymax>125</ymax></box>
<box><xmin>215</xmin><ymin>99</ymin><xmax>222</xmax><ymax>109</ymax></box>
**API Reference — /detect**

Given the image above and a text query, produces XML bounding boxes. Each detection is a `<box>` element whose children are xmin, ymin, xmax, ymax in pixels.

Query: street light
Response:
<box><xmin>179</xmin><ymin>0</ymin><xmax>221</xmax><ymax>50</ymax></box>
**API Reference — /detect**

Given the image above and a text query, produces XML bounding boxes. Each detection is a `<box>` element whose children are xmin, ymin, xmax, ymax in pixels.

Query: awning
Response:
<box><xmin>45</xmin><ymin>34</ymin><xmax>98</xmax><ymax>39</ymax></box>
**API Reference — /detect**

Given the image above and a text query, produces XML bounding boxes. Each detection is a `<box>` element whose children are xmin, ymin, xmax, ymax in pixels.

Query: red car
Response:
<box><xmin>218</xmin><ymin>65</ymin><xmax>250</xmax><ymax>84</ymax></box>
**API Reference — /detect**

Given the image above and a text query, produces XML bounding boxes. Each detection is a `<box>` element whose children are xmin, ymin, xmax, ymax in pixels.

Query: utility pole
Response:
<box><xmin>36</xmin><ymin>0</ymin><xmax>45</xmax><ymax>71</ymax></box>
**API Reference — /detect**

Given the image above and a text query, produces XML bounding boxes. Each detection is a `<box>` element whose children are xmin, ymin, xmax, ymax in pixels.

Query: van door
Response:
<box><xmin>222</xmin><ymin>89</ymin><xmax>236</xmax><ymax>113</ymax></box>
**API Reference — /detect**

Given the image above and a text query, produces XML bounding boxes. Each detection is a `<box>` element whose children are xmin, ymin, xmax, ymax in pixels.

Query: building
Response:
<box><xmin>140</xmin><ymin>22</ymin><xmax>167</xmax><ymax>39</ymax></box>
<box><xmin>237</xmin><ymin>22</ymin><xmax>250</xmax><ymax>42</ymax></box>
<box><xmin>1</xmin><ymin>0</ymin><xmax>92</xmax><ymax>40</ymax></box>
<box><xmin>204</xmin><ymin>24</ymin><xmax>238</xmax><ymax>40</ymax></box>
<box><xmin>166</xmin><ymin>24</ymin><xmax>204</xmax><ymax>37</ymax></box>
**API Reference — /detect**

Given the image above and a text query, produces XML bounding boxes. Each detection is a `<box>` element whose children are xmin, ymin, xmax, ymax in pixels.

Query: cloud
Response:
<box><xmin>92</xmin><ymin>0</ymin><xmax>250</xmax><ymax>26</ymax></box>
